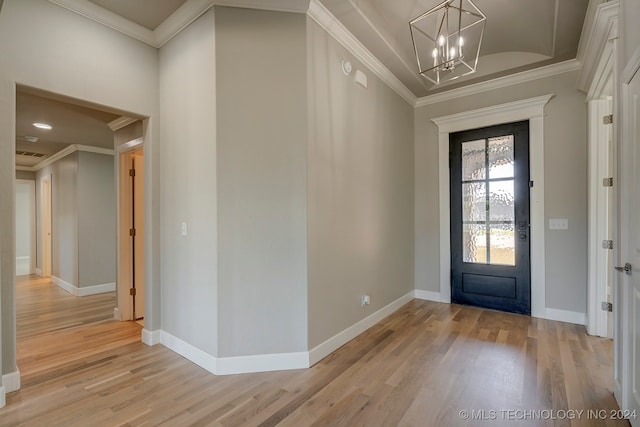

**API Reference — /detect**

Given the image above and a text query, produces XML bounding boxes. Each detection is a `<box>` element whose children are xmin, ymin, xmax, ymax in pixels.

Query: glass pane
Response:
<box><xmin>489</xmin><ymin>180</ymin><xmax>514</xmax><ymax>222</ymax></box>
<box><xmin>462</xmin><ymin>139</ymin><xmax>486</xmax><ymax>181</ymax></box>
<box><xmin>463</xmin><ymin>224</ymin><xmax>487</xmax><ymax>263</ymax></box>
<box><xmin>488</xmin><ymin>135</ymin><xmax>514</xmax><ymax>179</ymax></box>
<box><xmin>463</xmin><ymin>182</ymin><xmax>486</xmax><ymax>222</ymax></box>
<box><xmin>489</xmin><ymin>224</ymin><xmax>515</xmax><ymax>266</ymax></box>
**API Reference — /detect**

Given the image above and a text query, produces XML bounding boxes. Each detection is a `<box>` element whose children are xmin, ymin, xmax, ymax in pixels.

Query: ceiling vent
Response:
<box><xmin>16</xmin><ymin>150</ymin><xmax>46</xmax><ymax>158</ymax></box>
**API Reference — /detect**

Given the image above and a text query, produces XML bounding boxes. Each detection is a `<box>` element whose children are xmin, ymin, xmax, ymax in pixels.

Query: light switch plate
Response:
<box><xmin>549</xmin><ymin>218</ymin><xmax>568</xmax><ymax>230</ymax></box>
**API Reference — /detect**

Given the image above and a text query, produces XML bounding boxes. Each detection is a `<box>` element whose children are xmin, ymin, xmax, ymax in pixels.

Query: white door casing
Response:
<box><xmin>617</xmin><ymin>46</ymin><xmax>640</xmax><ymax>424</ymax></box>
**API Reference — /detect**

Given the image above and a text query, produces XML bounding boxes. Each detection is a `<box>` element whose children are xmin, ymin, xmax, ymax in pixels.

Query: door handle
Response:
<box><xmin>614</xmin><ymin>263</ymin><xmax>632</xmax><ymax>275</ymax></box>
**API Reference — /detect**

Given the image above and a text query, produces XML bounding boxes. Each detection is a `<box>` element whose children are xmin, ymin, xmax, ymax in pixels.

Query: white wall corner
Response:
<box><xmin>141</xmin><ymin>329</ymin><xmax>162</xmax><ymax>346</ymax></box>
<box><xmin>308</xmin><ymin>291</ymin><xmax>414</xmax><ymax>366</ymax></box>
<box><xmin>414</xmin><ymin>289</ymin><xmax>442</xmax><ymax>303</ymax></box>
<box><xmin>542</xmin><ymin>308</ymin><xmax>587</xmax><ymax>326</ymax></box>
<box><xmin>2</xmin><ymin>370</ymin><xmax>21</xmax><ymax>393</ymax></box>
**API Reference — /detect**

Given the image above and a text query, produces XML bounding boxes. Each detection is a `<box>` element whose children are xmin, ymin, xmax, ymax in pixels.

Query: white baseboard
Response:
<box><xmin>78</xmin><ymin>282</ymin><xmax>115</xmax><ymax>296</ymax></box>
<box><xmin>51</xmin><ymin>276</ymin><xmax>115</xmax><ymax>296</ymax></box>
<box><xmin>216</xmin><ymin>351</ymin><xmax>308</xmax><ymax>375</ymax></box>
<box><xmin>541</xmin><ymin>308</ymin><xmax>587</xmax><ymax>325</ymax></box>
<box><xmin>113</xmin><ymin>307</ymin><xmax>121</xmax><ymax>321</ymax></box>
<box><xmin>160</xmin><ymin>331</ymin><xmax>218</xmax><ymax>374</ymax></box>
<box><xmin>414</xmin><ymin>289</ymin><xmax>442</xmax><ymax>302</ymax></box>
<box><xmin>0</xmin><ymin>386</ymin><xmax>5</xmax><ymax>408</ymax></box>
<box><xmin>35</xmin><ymin>268</ymin><xmax>42</xmax><ymax>276</ymax></box>
<box><xmin>141</xmin><ymin>328</ymin><xmax>161</xmax><ymax>346</ymax></box>
<box><xmin>308</xmin><ymin>290</ymin><xmax>414</xmax><ymax>366</ymax></box>
<box><xmin>2</xmin><ymin>370</ymin><xmax>21</xmax><ymax>393</ymax></box>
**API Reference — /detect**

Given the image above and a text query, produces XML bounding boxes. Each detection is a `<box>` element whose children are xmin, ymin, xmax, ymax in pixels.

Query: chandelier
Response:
<box><xmin>410</xmin><ymin>0</ymin><xmax>486</xmax><ymax>85</ymax></box>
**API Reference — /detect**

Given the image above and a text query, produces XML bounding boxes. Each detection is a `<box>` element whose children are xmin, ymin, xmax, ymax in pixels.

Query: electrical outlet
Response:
<box><xmin>361</xmin><ymin>295</ymin><xmax>371</xmax><ymax>306</ymax></box>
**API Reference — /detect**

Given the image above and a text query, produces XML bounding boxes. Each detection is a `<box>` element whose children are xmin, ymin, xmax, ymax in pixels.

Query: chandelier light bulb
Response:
<box><xmin>432</xmin><ymin>48</ymin><xmax>438</xmax><ymax>58</ymax></box>
<box><xmin>438</xmin><ymin>35</ymin><xmax>445</xmax><ymax>46</ymax></box>
<box><xmin>450</xmin><ymin>47</ymin><xmax>456</xmax><ymax>58</ymax></box>
<box><xmin>458</xmin><ymin>37</ymin><xmax>464</xmax><ymax>46</ymax></box>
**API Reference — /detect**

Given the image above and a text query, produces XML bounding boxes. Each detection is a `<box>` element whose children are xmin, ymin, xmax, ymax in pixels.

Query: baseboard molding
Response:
<box><xmin>0</xmin><ymin>386</ymin><xmax>5</xmax><ymax>408</ymax></box>
<box><xmin>51</xmin><ymin>276</ymin><xmax>115</xmax><ymax>296</ymax></box>
<box><xmin>78</xmin><ymin>282</ymin><xmax>115</xmax><ymax>296</ymax></box>
<box><xmin>2</xmin><ymin>370</ymin><xmax>21</xmax><ymax>393</ymax></box>
<box><xmin>216</xmin><ymin>351</ymin><xmax>308</xmax><ymax>375</ymax></box>
<box><xmin>542</xmin><ymin>308</ymin><xmax>587</xmax><ymax>325</ymax></box>
<box><xmin>413</xmin><ymin>289</ymin><xmax>442</xmax><ymax>302</ymax></box>
<box><xmin>141</xmin><ymin>329</ymin><xmax>161</xmax><ymax>346</ymax></box>
<box><xmin>160</xmin><ymin>331</ymin><xmax>218</xmax><ymax>374</ymax></box>
<box><xmin>113</xmin><ymin>307</ymin><xmax>121</xmax><ymax>321</ymax></box>
<box><xmin>35</xmin><ymin>268</ymin><xmax>42</xmax><ymax>276</ymax></box>
<box><xmin>308</xmin><ymin>290</ymin><xmax>414</xmax><ymax>366</ymax></box>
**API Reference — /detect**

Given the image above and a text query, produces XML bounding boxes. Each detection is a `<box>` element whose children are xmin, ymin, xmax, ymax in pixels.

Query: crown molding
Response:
<box><xmin>576</xmin><ymin>1</ymin><xmax>619</xmax><ymax>94</ymax></box>
<box><xmin>48</xmin><ymin>0</ymin><xmax>214</xmax><ymax>48</ymax></box>
<box><xmin>17</xmin><ymin>144</ymin><xmax>114</xmax><ymax>172</ymax></box>
<box><xmin>108</xmin><ymin>116</ymin><xmax>138</xmax><ymax>132</ymax></box>
<box><xmin>415</xmin><ymin>59</ymin><xmax>580</xmax><ymax>108</ymax></box>
<box><xmin>211</xmin><ymin>0</ymin><xmax>309</xmax><ymax>14</ymax></box>
<box><xmin>307</xmin><ymin>0</ymin><xmax>416</xmax><ymax>106</ymax></box>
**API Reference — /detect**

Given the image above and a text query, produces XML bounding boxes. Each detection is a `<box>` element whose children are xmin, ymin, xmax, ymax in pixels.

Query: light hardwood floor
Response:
<box><xmin>1</xmin><ymin>276</ymin><xmax>629</xmax><ymax>426</ymax></box>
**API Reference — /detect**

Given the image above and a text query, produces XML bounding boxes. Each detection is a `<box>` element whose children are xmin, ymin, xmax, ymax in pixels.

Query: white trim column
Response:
<box><xmin>432</xmin><ymin>95</ymin><xmax>553</xmax><ymax>318</ymax></box>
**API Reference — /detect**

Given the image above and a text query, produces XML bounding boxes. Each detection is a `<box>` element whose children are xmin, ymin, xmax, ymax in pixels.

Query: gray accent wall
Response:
<box><xmin>159</xmin><ymin>8</ymin><xmax>218</xmax><ymax>356</ymax></box>
<box><xmin>306</xmin><ymin>19</ymin><xmax>415</xmax><ymax>348</ymax></box>
<box><xmin>216</xmin><ymin>6</ymin><xmax>308</xmax><ymax>357</ymax></box>
<box><xmin>414</xmin><ymin>70</ymin><xmax>588</xmax><ymax>314</ymax></box>
<box><xmin>16</xmin><ymin>171</ymin><xmax>35</xmax><ymax>180</ymax></box>
<box><xmin>0</xmin><ymin>0</ymin><xmax>159</xmax><ymax>376</ymax></box>
<box><xmin>78</xmin><ymin>151</ymin><xmax>116</xmax><ymax>287</ymax></box>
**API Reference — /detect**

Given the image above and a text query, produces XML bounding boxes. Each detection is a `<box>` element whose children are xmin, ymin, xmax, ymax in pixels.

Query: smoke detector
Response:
<box><xmin>24</xmin><ymin>136</ymin><xmax>39</xmax><ymax>143</ymax></box>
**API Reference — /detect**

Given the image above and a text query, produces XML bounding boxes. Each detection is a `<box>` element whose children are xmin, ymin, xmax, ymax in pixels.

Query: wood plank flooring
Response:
<box><xmin>1</xmin><ymin>277</ymin><xmax>629</xmax><ymax>426</ymax></box>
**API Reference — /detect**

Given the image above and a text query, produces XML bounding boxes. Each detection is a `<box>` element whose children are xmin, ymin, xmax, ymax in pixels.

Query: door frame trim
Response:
<box><xmin>116</xmin><ymin>137</ymin><xmax>143</xmax><ymax>321</ymax></box>
<box><xmin>432</xmin><ymin>94</ymin><xmax>554</xmax><ymax>319</ymax></box>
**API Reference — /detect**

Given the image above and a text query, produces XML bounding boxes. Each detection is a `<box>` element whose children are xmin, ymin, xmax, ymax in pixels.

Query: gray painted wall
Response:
<box><xmin>15</xmin><ymin>170</ymin><xmax>35</xmax><ymax>180</ymax></box>
<box><xmin>0</xmin><ymin>0</ymin><xmax>159</xmax><ymax>376</ymax></box>
<box><xmin>36</xmin><ymin>153</ymin><xmax>79</xmax><ymax>287</ymax></box>
<box><xmin>621</xmin><ymin>0</ymin><xmax>640</xmax><ymax>69</ymax></box>
<box><xmin>306</xmin><ymin>19</ymin><xmax>415</xmax><ymax>348</ymax></box>
<box><xmin>159</xmin><ymin>9</ymin><xmax>218</xmax><ymax>356</ymax></box>
<box><xmin>216</xmin><ymin>6</ymin><xmax>308</xmax><ymax>356</ymax></box>
<box><xmin>14</xmin><ymin>182</ymin><xmax>32</xmax><ymax>259</ymax></box>
<box><xmin>414</xmin><ymin>70</ymin><xmax>588</xmax><ymax>314</ymax></box>
<box><xmin>78</xmin><ymin>151</ymin><xmax>115</xmax><ymax>287</ymax></box>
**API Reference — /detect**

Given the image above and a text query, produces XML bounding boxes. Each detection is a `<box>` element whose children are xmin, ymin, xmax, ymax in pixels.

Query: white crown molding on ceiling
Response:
<box><xmin>48</xmin><ymin>0</ymin><xmax>214</xmax><ymax>48</ymax></box>
<box><xmin>415</xmin><ymin>59</ymin><xmax>580</xmax><ymax>108</ymax></box>
<box><xmin>575</xmin><ymin>1</ymin><xmax>619</xmax><ymax>95</ymax></box>
<box><xmin>16</xmin><ymin>144</ymin><xmax>115</xmax><ymax>172</ymax></box>
<box><xmin>308</xmin><ymin>0</ymin><xmax>417</xmax><ymax>106</ymax></box>
<box><xmin>108</xmin><ymin>116</ymin><xmax>138</xmax><ymax>132</ymax></box>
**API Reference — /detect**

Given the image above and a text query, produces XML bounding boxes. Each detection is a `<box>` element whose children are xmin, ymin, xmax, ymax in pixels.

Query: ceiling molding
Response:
<box><xmin>47</xmin><ymin>0</ymin><xmax>215</xmax><ymax>48</ymax></box>
<box><xmin>307</xmin><ymin>0</ymin><xmax>416</xmax><ymax>106</ymax></box>
<box><xmin>17</xmin><ymin>144</ymin><xmax>115</xmax><ymax>172</ymax></box>
<box><xmin>48</xmin><ymin>0</ymin><xmax>156</xmax><ymax>45</ymax></box>
<box><xmin>576</xmin><ymin>1</ymin><xmax>619</xmax><ymax>94</ymax></box>
<box><xmin>155</xmin><ymin>0</ymin><xmax>214</xmax><ymax>47</ymax></box>
<box><xmin>415</xmin><ymin>60</ymin><xmax>580</xmax><ymax>108</ymax></box>
<box><xmin>108</xmin><ymin>116</ymin><xmax>138</xmax><ymax>132</ymax></box>
<box><xmin>211</xmin><ymin>0</ymin><xmax>309</xmax><ymax>14</ymax></box>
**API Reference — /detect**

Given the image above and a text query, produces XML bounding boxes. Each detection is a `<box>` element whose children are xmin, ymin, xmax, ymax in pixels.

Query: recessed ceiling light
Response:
<box><xmin>33</xmin><ymin>122</ymin><xmax>52</xmax><ymax>130</ymax></box>
<box><xmin>24</xmin><ymin>136</ymin><xmax>39</xmax><ymax>143</ymax></box>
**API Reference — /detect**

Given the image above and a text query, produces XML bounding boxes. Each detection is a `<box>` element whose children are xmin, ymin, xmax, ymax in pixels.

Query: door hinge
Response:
<box><xmin>602</xmin><ymin>240</ymin><xmax>614</xmax><ymax>249</ymax></box>
<box><xmin>603</xmin><ymin>177</ymin><xmax>613</xmax><ymax>187</ymax></box>
<box><xmin>529</xmin><ymin>180</ymin><xmax>534</xmax><ymax>188</ymax></box>
<box><xmin>603</xmin><ymin>114</ymin><xmax>613</xmax><ymax>125</ymax></box>
<box><xmin>601</xmin><ymin>301</ymin><xmax>613</xmax><ymax>312</ymax></box>
<box><xmin>129</xmin><ymin>228</ymin><xmax>136</xmax><ymax>237</ymax></box>
<box><xmin>130</xmin><ymin>287</ymin><xmax>136</xmax><ymax>296</ymax></box>
<box><xmin>129</xmin><ymin>168</ymin><xmax>136</xmax><ymax>177</ymax></box>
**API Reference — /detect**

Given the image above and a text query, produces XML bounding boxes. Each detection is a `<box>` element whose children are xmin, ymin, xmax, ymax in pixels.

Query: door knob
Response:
<box><xmin>614</xmin><ymin>263</ymin><xmax>632</xmax><ymax>274</ymax></box>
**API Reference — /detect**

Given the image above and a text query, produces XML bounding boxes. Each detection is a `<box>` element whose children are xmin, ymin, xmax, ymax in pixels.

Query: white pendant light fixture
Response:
<box><xmin>410</xmin><ymin>0</ymin><xmax>486</xmax><ymax>85</ymax></box>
